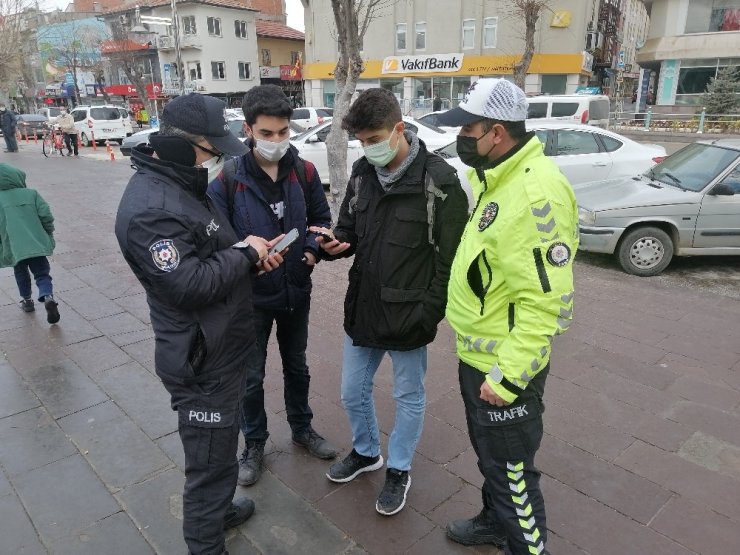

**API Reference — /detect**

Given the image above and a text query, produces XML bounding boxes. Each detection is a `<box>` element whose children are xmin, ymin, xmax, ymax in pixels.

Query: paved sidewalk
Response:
<box><xmin>1</xmin><ymin>149</ymin><xmax>740</xmax><ymax>554</ymax></box>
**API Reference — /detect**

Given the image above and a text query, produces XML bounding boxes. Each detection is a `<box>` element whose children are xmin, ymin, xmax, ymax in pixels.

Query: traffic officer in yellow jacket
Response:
<box><xmin>437</xmin><ymin>79</ymin><xmax>578</xmax><ymax>555</ymax></box>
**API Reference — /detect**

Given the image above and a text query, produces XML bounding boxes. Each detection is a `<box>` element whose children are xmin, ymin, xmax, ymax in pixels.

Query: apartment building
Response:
<box><xmin>637</xmin><ymin>0</ymin><xmax>739</xmax><ymax>107</ymax></box>
<box><xmin>302</xmin><ymin>0</ymin><xmax>604</xmax><ymax>108</ymax></box>
<box><xmin>256</xmin><ymin>20</ymin><xmax>305</xmax><ymax>100</ymax></box>
<box><xmin>105</xmin><ymin>0</ymin><xmax>260</xmax><ymax>105</ymax></box>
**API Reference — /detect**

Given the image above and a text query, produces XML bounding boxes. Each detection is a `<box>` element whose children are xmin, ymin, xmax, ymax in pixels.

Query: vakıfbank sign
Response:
<box><xmin>382</xmin><ymin>53</ymin><xmax>464</xmax><ymax>74</ymax></box>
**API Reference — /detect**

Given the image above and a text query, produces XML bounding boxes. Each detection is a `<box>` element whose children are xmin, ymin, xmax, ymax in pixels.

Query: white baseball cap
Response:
<box><xmin>437</xmin><ymin>78</ymin><xmax>528</xmax><ymax>126</ymax></box>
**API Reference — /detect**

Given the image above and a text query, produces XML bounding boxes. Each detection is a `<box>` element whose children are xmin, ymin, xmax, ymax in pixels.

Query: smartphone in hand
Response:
<box><xmin>268</xmin><ymin>228</ymin><xmax>299</xmax><ymax>255</ymax></box>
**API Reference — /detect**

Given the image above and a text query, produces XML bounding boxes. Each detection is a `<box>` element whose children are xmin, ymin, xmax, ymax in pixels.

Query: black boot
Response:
<box><xmin>223</xmin><ymin>496</ymin><xmax>255</xmax><ymax>529</ymax></box>
<box><xmin>446</xmin><ymin>509</ymin><xmax>506</xmax><ymax>547</ymax></box>
<box><xmin>237</xmin><ymin>441</ymin><xmax>265</xmax><ymax>486</ymax></box>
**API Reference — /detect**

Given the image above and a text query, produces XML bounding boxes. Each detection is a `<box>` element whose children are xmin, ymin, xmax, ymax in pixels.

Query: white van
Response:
<box><xmin>71</xmin><ymin>105</ymin><xmax>127</xmax><ymax>146</ymax></box>
<box><xmin>526</xmin><ymin>95</ymin><xmax>611</xmax><ymax>128</ymax></box>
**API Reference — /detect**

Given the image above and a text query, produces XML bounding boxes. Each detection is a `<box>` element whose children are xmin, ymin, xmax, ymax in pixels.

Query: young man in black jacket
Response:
<box><xmin>115</xmin><ymin>93</ymin><xmax>284</xmax><ymax>555</ymax></box>
<box><xmin>208</xmin><ymin>85</ymin><xmax>336</xmax><ymax>487</ymax></box>
<box><xmin>313</xmin><ymin>88</ymin><xmax>468</xmax><ymax>516</ymax></box>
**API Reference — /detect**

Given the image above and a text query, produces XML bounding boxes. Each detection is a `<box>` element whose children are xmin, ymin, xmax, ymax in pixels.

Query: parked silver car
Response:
<box><xmin>576</xmin><ymin>139</ymin><xmax>740</xmax><ymax>276</ymax></box>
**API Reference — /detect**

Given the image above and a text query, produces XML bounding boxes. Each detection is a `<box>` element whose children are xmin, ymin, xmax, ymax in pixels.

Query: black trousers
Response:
<box><xmin>63</xmin><ymin>132</ymin><xmax>78</xmax><ymax>155</ymax></box>
<box><xmin>458</xmin><ymin>361</ymin><xmax>549</xmax><ymax>555</ymax></box>
<box><xmin>239</xmin><ymin>301</ymin><xmax>313</xmax><ymax>444</ymax></box>
<box><xmin>164</xmin><ymin>367</ymin><xmax>246</xmax><ymax>555</ymax></box>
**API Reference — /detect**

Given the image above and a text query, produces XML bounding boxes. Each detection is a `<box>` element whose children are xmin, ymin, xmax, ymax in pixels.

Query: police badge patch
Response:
<box><xmin>150</xmin><ymin>239</ymin><xmax>180</xmax><ymax>272</ymax></box>
<box><xmin>547</xmin><ymin>242</ymin><xmax>571</xmax><ymax>267</ymax></box>
<box><xmin>478</xmin><ymin>202</ymin><xmax>499</xmax><ymax>231</ymax></box>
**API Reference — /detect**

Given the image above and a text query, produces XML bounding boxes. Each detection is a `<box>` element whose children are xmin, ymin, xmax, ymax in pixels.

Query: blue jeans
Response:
<box><xmin>340</xmin><ymin>334</ymin><xmax>427</xmax><ymax>471</ymax></box>
<box><xmin>14</xmin><ymin>256</ymin><xmax>53</xmax><ymax>301</ymax></box>
<box><xmin>3</xmin><ymin>130</ymin><xmax>18</xmax><ymax>152</ymax></box>
<box><xmin>239</xmin><ymin>301</ymin><xmax>314</xmax><ymax>444</ymax></box>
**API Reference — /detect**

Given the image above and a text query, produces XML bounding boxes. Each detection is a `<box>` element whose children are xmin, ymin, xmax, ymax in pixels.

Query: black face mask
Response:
<box><xmin>149</xmin><ymin>133</ymin><xmax>196</xmax><ymax>166</ymax></box>
<box><xmin>456</xmin><ymin>130</ymin><xmax>495</xmax><ymax>168</ymax></box>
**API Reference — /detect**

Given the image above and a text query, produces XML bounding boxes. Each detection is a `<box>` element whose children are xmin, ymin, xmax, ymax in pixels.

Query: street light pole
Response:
<box><xmin>170</xmin><ymin>0</ymin><xmax>184</xmax><ymax>95</ymax></box>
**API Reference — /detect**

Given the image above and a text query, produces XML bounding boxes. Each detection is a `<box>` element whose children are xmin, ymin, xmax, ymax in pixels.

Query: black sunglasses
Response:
<box><xmin>189</xmin><ymin>140</ymin><xmax>223</xmax><ymax>162</ymax></box>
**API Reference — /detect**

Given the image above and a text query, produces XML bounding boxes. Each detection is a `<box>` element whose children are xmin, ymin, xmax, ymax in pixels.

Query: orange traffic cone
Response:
<box><xmin>91</xmin><ymin>130</ymin><xmax>97</xmax><ymax>150</ymax></box>
<box><xmin>105</xmin><ymin>140</ymin><xmax>115</xmax><ymax>161</ymax></box>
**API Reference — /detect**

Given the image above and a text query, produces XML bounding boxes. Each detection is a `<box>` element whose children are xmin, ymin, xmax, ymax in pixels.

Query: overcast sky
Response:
<box><xmin>40</xmin><ymin>0</ymin><xmax>306</xmax><ymax>31</ymax></box>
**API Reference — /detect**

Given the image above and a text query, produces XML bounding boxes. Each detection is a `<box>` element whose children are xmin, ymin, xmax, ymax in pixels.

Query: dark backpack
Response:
<box><xmin>222</xmin><ymin>151</ymin><xmax>312</xmax><ymax>219</ymax></box>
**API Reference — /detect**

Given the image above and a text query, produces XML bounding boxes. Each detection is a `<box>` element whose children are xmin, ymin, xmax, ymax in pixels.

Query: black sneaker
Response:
<box><xmin>237</xmin><ymin>442</ymin><xmax>264</xmax><ymax>486</ymax></box>
<box><xmin>326</xmin><ymin>449</ymin><xmax>383</xmax><ymax>483</ymax></box>
<box><xmin>292</xmin><ymin>427</ymin><xmax>338</xmax><ymax>460</ymax></box>
<box><xmin>223</xmin><ymin>496</ymin><xmax>255</xmax><ymax>529</ymax></box>
<box><xmin>446</xmin><ymin>510</ymin><xmax>507</xmax><ymax>547</ymax></box>
<box><xmin>44</xmin><ymin>296</ymin><xmax>60</xmax><ymax>324</ymax></box>
<box><xmin>375</xmin><ymin>468</ymin><xmax>411</xmax><ymax>516</ymax></box>
<box><xmin>19</xmin><ymin>298</ymin><xmax>34</xmax><ymax>312</ymax></box>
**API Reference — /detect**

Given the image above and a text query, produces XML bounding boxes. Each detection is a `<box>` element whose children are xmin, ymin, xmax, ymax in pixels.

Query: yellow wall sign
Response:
<box><xmin>305</xmin><ymin>53</ymin><xmax>591</xmax><ymax>80</ymax></box>
<box><xmin>550</xmin><ymin>11</ymin><xmax>572</xmax><ymax>28</ymax></box>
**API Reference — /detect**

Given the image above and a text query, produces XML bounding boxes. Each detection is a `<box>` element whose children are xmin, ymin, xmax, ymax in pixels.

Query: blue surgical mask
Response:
<box><xmin>363</xmin><ymin>129</ymin><xmax>400</xmax><ymax>167</ymax></box>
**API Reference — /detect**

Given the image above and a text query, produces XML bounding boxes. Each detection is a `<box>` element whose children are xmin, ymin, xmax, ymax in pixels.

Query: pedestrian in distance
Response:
<box><xmin>0</xmin><ymin>163</ymin><xmax>60</xmax><ymax>323</ymax></box>
<box><xmin>55</xmin><ymin>107</ymin><xmax>79</xmax><ymax>156</ymax></box>
<box><xmin>115</xmin><ymin>93</ymin><xmax>286</xmax><ymax>555</ymax></box>
<box><xmin>208</xmin><ymin>84</ymin><xmax>337</xmax><ymax>488</ymax></box>
<box><xmin>0</xmin><ymin>103</ymin><xmax>19</xmax><ymax>153</ymax></box>
<box><xmin>437</xmin><ymin>78</ymin><xmax>579</xmax><ymax>555</ymax></box>
<box><xmin>433</xmin><ymin>93</ymin><xmax>442</xmax><ymax>112</ymax></box>
<box><xmin>313</xmin><ymin>88</ymin><xmax>469</xmax><ymax>516</ymax></box>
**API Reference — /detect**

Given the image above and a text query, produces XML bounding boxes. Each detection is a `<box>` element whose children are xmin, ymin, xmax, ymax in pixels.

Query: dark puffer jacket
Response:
<box><xmin>327</xmin><ymin>140</ymin><xmax>469</xmax><ymax>351</ymax></box>
<box><xmin>208</xmin><ymin>147</ymin><xmax>331</xmax><ymax>311</ymax></box>
<box><xmin>115</xmin><ymin>145</ymin><xmax>259</xmax><ymax>385</ymax></box>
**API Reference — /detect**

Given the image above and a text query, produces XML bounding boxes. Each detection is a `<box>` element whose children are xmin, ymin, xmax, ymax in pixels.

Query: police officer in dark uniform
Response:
<box><xmin>115</xmin><ymin>93</ymin><xmax>284</xmax><ymax>555</ymax></box>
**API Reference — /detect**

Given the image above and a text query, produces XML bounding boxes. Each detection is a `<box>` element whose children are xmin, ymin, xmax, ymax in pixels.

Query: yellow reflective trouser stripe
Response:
<box><xmin>507</xmin><ymin>461</ymin><xmax>546</xmax><ymax>555</ymax></box>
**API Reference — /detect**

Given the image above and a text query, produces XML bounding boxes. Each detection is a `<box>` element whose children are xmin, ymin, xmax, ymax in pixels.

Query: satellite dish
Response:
<box><xmin>635</xmin><ymin>39</ymin><xmax>646</xmax><ymax>49</ymax></box>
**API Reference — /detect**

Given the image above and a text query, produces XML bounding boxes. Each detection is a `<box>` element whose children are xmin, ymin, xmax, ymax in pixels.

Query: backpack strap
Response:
<box><xmin>424</xmin><ymin>170</ymin><xmax>447</xmax><ymax>248</ymax></box>
<box><xmin>222</xmin><ymin>157</ymin><xmax>239</xmax><ymax>218</ymax></box>
<box><xmin>348</xmin><ymin>175</ymin><xmax>362</xmax><ymax>214</ymax></box>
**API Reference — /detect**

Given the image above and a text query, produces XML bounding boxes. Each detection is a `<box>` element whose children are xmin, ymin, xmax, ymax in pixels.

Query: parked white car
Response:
<box><xmin>71</xmin><ymin>105</ymin><xmax>128</xmax><ymax>146</ymax></box>
<box><xmin>291</xmin><ymin>117</ymin><xmax>452</xmax><ymax>184</ymax></box>
<box><xmin>417</xmin><ymin>110</ymin><xmax>461</xmax><ymax>134</ymax></box>
<box><xmin>290</xmin><ymin>107</ymin><xmax>333</xmax><ymax>129</ymax></box>
<box><xmin>436</xmin><ymin>123</ymin><xmax>666</xmax><ymax>208</ymax></box>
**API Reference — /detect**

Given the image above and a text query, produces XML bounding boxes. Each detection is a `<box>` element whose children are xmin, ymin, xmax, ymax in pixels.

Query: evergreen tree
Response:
<box><xmin>701</xmin><ymin>66</ymin><xmax>740</xmax><ymax>115</ymax></box>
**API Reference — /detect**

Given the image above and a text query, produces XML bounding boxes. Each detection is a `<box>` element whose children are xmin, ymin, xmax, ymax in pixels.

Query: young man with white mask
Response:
<box><xmin>312</xmin><ymin>88</ymin><xmax>468</xmax><ymax>516</ymax></box>
<box><xmin>208</xmin><ymin>84</ymin><xmax>336</xmax><ymax>487</ymax></box>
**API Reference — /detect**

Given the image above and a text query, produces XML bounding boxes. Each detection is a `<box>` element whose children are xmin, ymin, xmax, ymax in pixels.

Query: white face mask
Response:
<box><xmin>199</xmin><ymin>155</ymin><xmax>225</xmax><ymax>183</ymax></box>
<box><xmin>254</xmin><ymin>137</ymin><xmax>290</xmax><ymax>162</ymax></box>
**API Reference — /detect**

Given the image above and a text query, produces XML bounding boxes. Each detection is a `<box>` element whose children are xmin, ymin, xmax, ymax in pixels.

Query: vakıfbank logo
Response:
<box><xmin>383</xmin><ymin>58</ymin><xmax>399</xmax><ymax>72</ymax></box>
<box><xmin>382</xmin><ymin>54</ymin><xmax>464</xmax><ymax>74</ymax></box>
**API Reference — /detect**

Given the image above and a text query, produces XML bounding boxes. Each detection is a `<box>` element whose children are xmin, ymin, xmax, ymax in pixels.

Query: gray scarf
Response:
<box><xmin>375</xmin><ymin>130</ymin><xmax>420</xmax><ymax>190</ymax></box>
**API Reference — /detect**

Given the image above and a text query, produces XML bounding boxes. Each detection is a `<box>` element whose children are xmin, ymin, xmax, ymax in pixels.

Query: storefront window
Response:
<box><xmin>685</xmin><ymin>0</ymin><xmax>740</xmax><ymax>33</ymax></box>
<box><xmin>541</xmin><ymin>74</ymin><xmax>567</xmax><ymax>94</ymax></box>
<box><xmin>380</xmin><ymin>78</ymin><xmax>403</xmax><ymax>98</ymax></box>
<box><xmin>451</xmin><ymin>77</ymin><xmax>472</xmax><ymax>107</ymax></box>
<box><xmin>323</xmin><ymin>80</ymin><xmax>335</xmax><ymax>108</ymax></box>
<box><xmin>675</xmin><ymin>58</ymin><xmax>739</xmax><ymax>105</ymax></box>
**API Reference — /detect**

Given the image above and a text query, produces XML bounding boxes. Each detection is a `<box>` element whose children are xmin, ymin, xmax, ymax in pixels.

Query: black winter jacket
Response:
<box><xmin>115</xmin><ymin>146</ymin><xmax>259</xmax><ymax>385</ymax></box>
<box><xmin>328</xmin><ymin>140</ymin><xmax>469</xmax><ymax>350</ymax></box>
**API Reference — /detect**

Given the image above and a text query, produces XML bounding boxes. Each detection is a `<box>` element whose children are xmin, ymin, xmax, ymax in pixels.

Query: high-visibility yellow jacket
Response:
<box><xmin>446</xmin><ymin>135</ymin><xmax>578</xmax><ymax>403</ymax></box>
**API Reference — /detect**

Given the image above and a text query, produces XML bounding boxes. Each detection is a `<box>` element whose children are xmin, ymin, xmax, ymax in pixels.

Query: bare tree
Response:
<box><xmin>510</xmin><ymin>0</ymin><xmax>550</xmax><ymax>89</ymax></box>
<box><xmin>102</xmin><ymin>22</ymin><xmax>155</xmax><ymax>114</ymax></box>
<box><xmin>321</xmin><ymin>0</ymin><xmax>390</xmax><ymax>220</ymax></box>
<box><xmin>0</xmin><ymin>0</ymin><xmax>35</xmax><ymax>102</ymax></box>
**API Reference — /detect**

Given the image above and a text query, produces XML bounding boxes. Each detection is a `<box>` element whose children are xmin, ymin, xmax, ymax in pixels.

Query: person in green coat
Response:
<box><xmin>0</xmin><ymin>163</ymin><xmax>60</xmax><ymax>323</ymax></box>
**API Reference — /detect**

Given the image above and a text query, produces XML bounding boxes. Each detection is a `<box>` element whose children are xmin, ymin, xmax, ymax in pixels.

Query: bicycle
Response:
<box><xmin>42</xmin><ymin>125</ymin><xmax>66</xmax><ymax>157</ymax></box>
